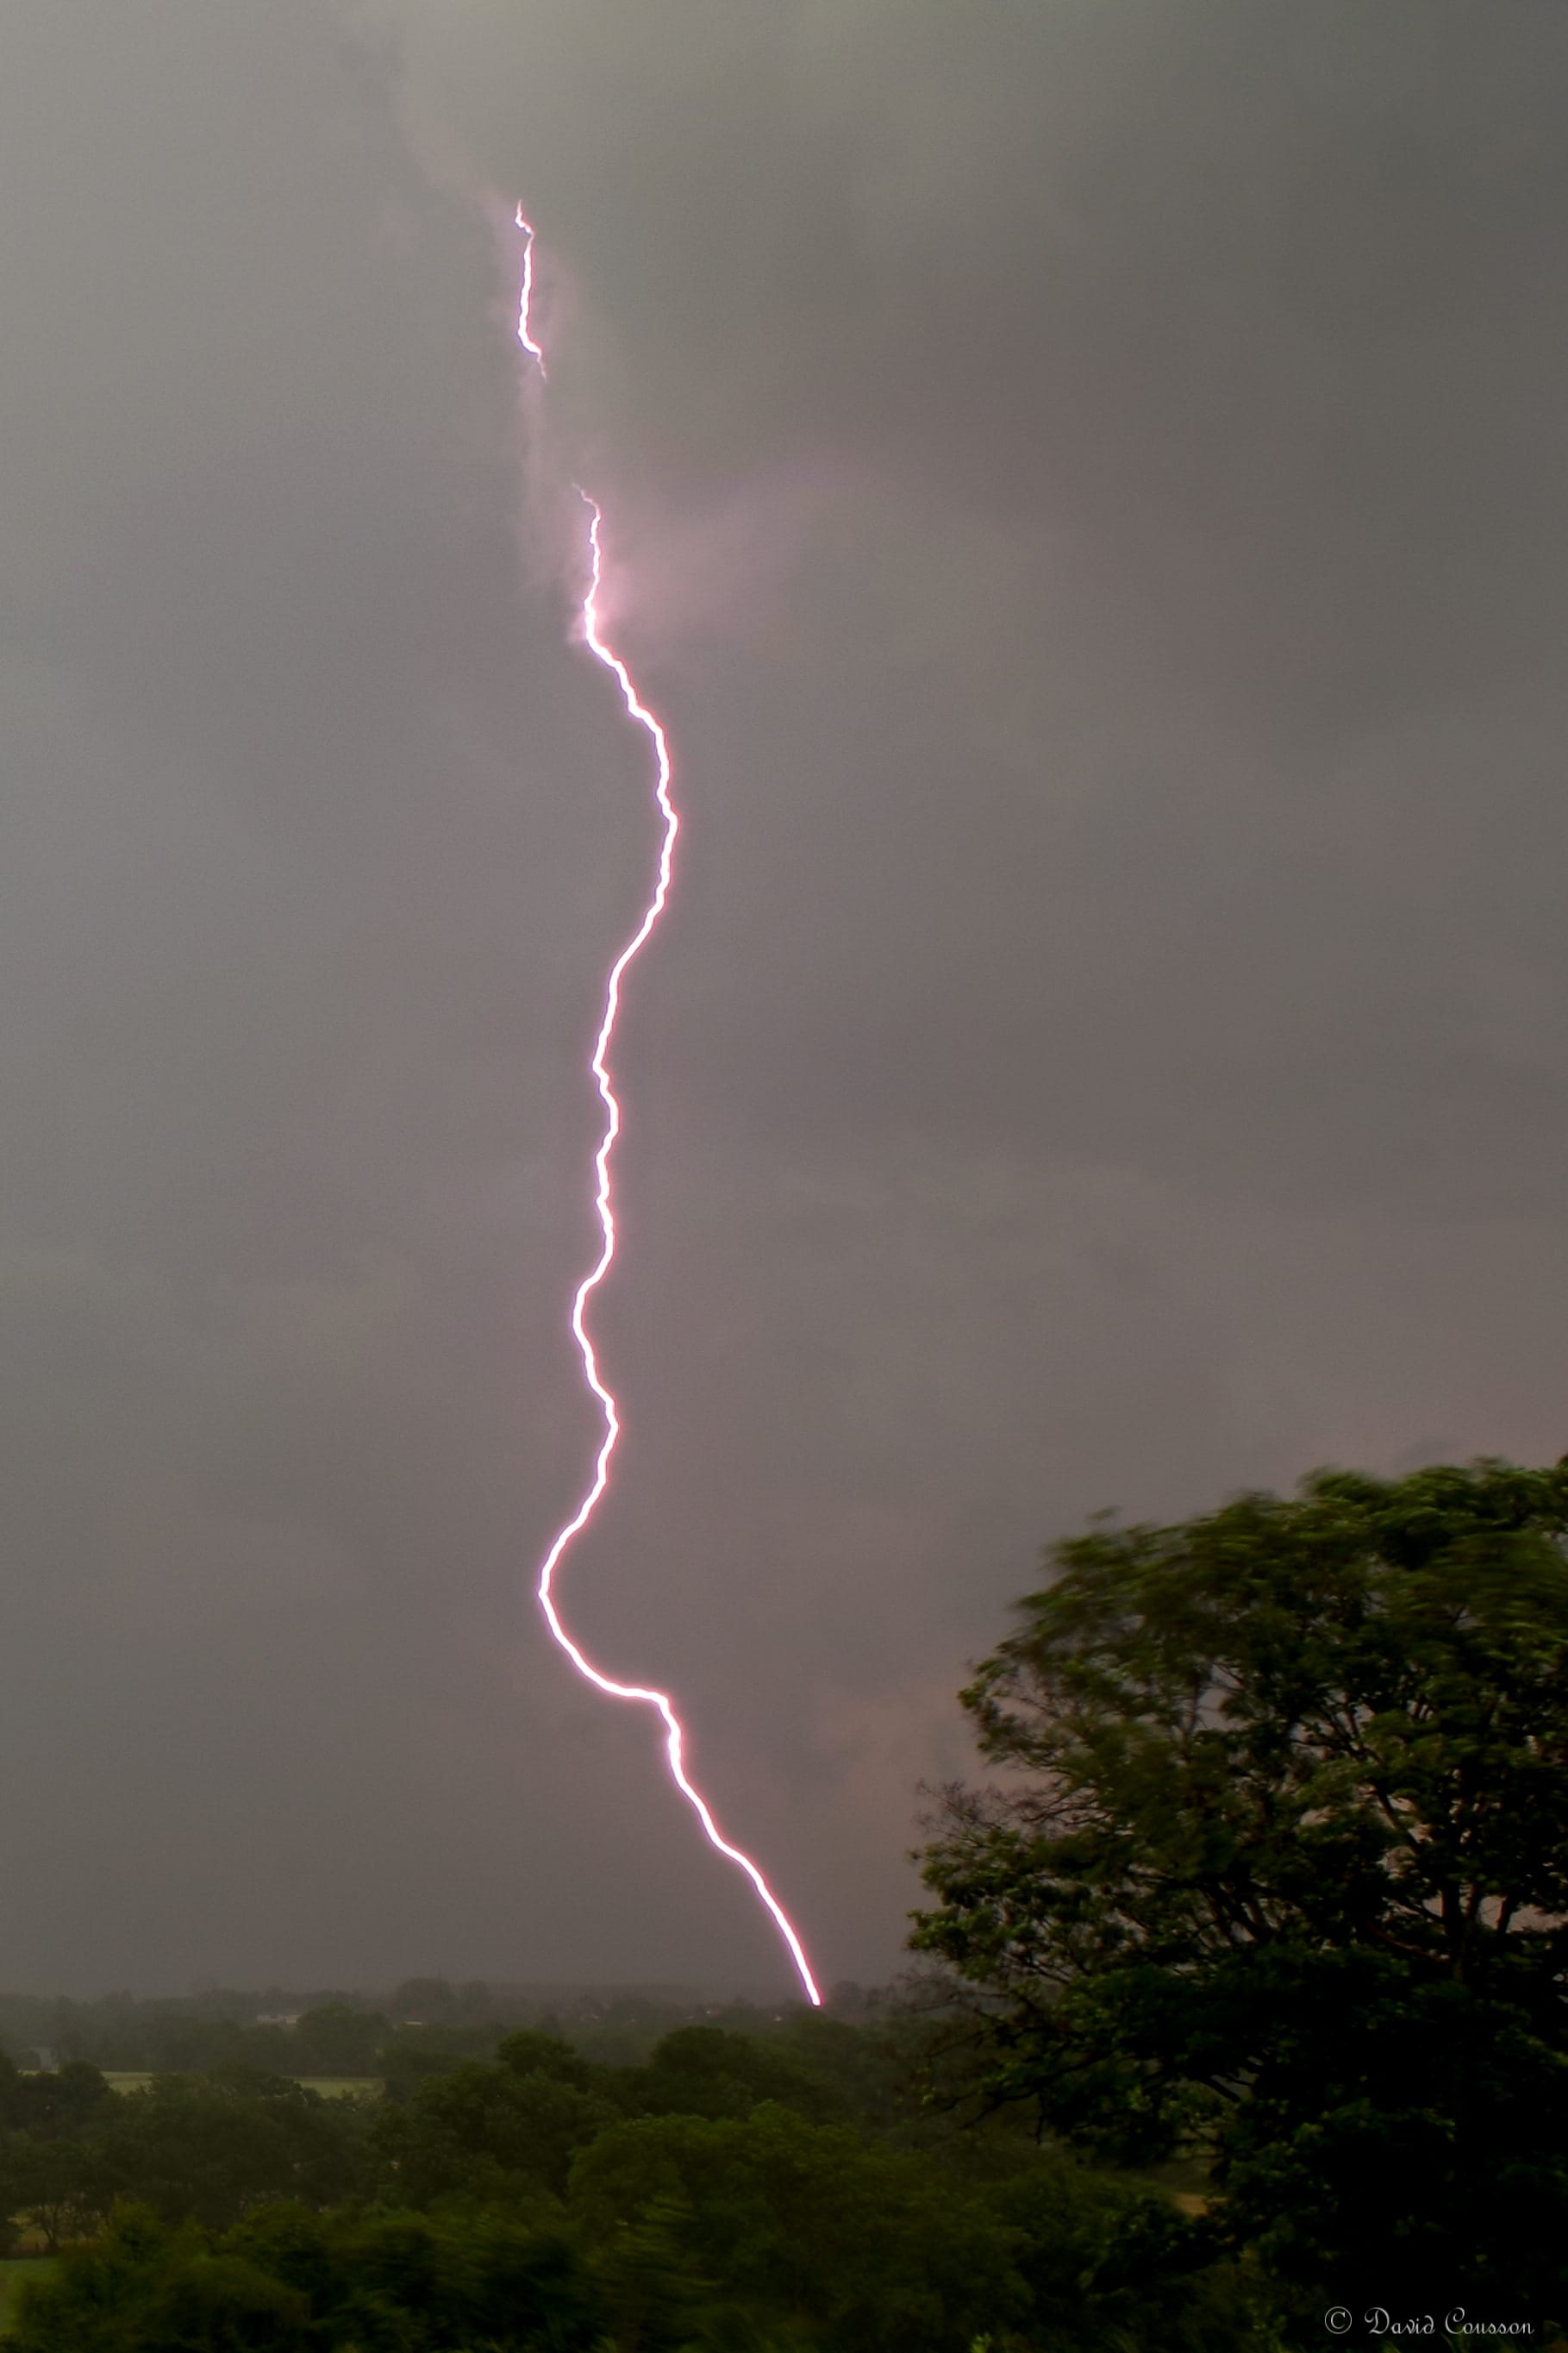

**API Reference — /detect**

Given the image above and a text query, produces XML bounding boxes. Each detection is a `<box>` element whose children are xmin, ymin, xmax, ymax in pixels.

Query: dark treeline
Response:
<box><xmin>0</xmin><ymin>1981</ymin><xmax>802</xmax><ymax>2081</ymax></box>
<box><xmin>0</xmin><ymin>2011</ymin><xmax>1265</xmax><ymax>2350</ymax></box>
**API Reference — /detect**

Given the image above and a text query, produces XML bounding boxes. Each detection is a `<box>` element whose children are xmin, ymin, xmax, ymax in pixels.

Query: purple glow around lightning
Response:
<box><xmin>514</xmin><ymin>209</ymin><xmax>822</xmax><ymax>2007</ymax></box>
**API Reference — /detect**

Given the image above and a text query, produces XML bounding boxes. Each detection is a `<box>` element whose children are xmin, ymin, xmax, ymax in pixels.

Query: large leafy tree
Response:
<box><xmin>568</xmin><ymin>2102</ymin><xmax>1025</xmax><ymax>2353</ymax></box>
<box><xmin>93</xmin><ymin>2067</ymin><xmax>372</xmax><ymax>2229</ymax></box>
<box><xmin>373</xmin><ymin>2031</ymin><xmax>615</xmax><ymax>2206</ymax></box>
<box><xmin>0</xmin><ymin>2057</ymin><xmax>113</xmax><ymax>2138</ymax></box>
<box><xmin>288</xmin><ymin>2000</ymin><xmax>390</xmax><ymax>2080</ymax></box>
<box><xmin>912</xmin><ymin>1460</ymin><xmax>1568</xmax><ymax>2321</ymax></box>
<box><xmin>611</xmin><ymin>2024</ymin><xmax>843</xmax><ymax>2124</ymax></box>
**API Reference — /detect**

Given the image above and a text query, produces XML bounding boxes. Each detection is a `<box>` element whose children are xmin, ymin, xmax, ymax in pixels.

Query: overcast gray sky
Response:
<box><xmin>3</xmin><ymin>0</ymin><xmax>1567</xmax><ymax>1999</ymax></box>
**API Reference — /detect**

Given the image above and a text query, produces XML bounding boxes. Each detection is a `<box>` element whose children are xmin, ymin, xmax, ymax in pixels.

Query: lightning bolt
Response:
<box><xmin>515</xmin><ymin>210</ymin><xmax>822</xmax><ymax>2008</ymax></box>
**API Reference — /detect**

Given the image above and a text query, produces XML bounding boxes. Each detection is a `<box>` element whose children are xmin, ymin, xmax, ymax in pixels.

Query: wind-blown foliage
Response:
<box><xmin>913</xmin><ymin>1460</ymin><xmax>1568</xmax><ymax>2319</ymax></box>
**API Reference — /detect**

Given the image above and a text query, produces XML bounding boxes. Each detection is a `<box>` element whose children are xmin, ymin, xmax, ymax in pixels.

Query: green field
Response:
<box><xmin>0</xmin><ymin>2258</ymin><xmax>58</xmax><ymax>2335</ymax></box>
<box><xmin>101</xmin><ymin>2071</ymin><xmax>378</xmax><ymax>2100</ymax></box>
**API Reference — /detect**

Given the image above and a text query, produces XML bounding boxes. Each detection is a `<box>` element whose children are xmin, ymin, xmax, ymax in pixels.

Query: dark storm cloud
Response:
<box><xmin>3</xmin><ymin>1</ymin><xmax>1568</xmax><ymax>1995</ymax></box>
<box><xmin>0</xmin><ymin>0</ymin><xmax>709</xmax><ymax>1991</ymax></box>
<box><xmin>389</xmin><ymin>0</ymin><xmax>1568</xmax><ymax>1207</ymax></box>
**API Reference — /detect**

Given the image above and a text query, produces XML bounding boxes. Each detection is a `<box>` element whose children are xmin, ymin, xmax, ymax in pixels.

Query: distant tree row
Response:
<box><xmin>0</xmin><ymin>1983</ymin><xmax>816</xmax><ymax>2080</ymax></box>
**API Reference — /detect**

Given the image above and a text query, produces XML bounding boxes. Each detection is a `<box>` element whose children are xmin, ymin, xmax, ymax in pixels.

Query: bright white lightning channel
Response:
<box><xmin>514</xmin><ymin>208</ymin><xmax>822</xmax><ymax>2007</ymax></box>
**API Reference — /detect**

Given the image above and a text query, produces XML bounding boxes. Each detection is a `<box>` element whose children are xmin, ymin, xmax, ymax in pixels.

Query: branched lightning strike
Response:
<box><xmin>515</xmin><ymin>210</ymin><xmax>821</xmax><ymax>2008</ymax></box>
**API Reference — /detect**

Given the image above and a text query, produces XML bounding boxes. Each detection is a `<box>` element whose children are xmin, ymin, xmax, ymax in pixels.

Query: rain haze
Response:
<box><xmin>3</xmin><ymin>0</ymin><xmax>1567</xmax><ymax>1998</ymax></box>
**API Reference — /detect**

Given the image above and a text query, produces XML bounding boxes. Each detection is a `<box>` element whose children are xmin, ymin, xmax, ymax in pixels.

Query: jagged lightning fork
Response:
<box><xmin>515</xmin><ymin>211</ymin><xmax>821</xmax><ymax>2007</ymax></box>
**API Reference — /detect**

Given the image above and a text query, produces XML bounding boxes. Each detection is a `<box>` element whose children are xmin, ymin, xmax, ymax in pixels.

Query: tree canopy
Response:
<box><xmin>2</xmin><ymin>2022</ymin><xmax>1270</xmax><ymax>2350</ymax></box>
<box><xmin>6</xmin><ymin>2203</ymin><xmax>608</xmax><ymax>2353</ymax></box>
<box><xmin>913</xmin><ymin>1459</ymin><xmax>1568</xmax><ymax>2322</ymax></box>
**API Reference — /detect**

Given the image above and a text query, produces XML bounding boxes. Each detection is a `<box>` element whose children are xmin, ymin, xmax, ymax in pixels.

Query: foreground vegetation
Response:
<box><xmin>915</xmin><ymin>1460</ymin><xmax>1568</xmax><ymax>2343</ymax></box>
<box><xmin>0</xmin><ymin>2023</ymin><xmax>1271</xmax><ymax>2349</ymax></box>
<box><xmin>0</xmin><ymin>2269</ymin><xmax>53</xmax><ymax>2337</ymax></box>
<box><xmin>3</xmin><ymin>1460</ymin><xmax>1565</xmax><ymax>2349</ymax></box>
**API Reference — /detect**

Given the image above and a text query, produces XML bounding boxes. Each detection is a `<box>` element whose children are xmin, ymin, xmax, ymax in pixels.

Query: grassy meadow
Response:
<box><xmin>0</xmin><ymin>2259</ymin><xmax>58</xmax><ymax>2334</ymax></box>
